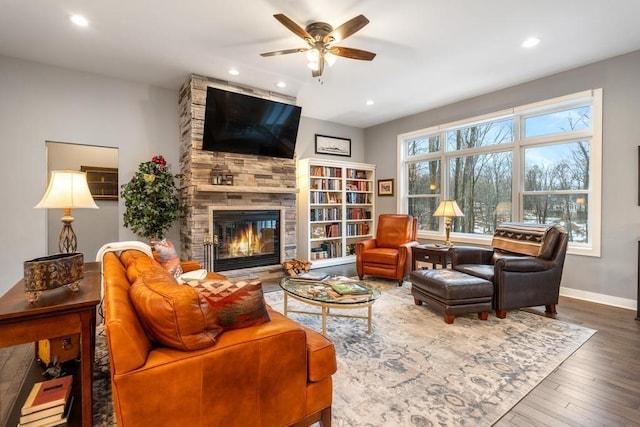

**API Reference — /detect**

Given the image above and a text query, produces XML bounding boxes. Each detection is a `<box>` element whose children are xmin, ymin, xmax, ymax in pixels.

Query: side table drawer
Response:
<box><xmin>415</xmin><ymin>252</ymin><xmax>441</xmax><ymax>263</ymax></box>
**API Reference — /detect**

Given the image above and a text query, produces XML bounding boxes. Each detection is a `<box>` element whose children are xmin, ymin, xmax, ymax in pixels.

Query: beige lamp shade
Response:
<box><xmin>35</xmin><ymin>170</ymin><xmax>99</xmax><ymax>209</ymax></box>
<box><xmin>35</xmin><ymin>170</ymin><xmax>98</xmax><ymax>253</ymax></box>
<box><xmin>433</xmin><ymin>200</ymin><xmax>464</xmax><ymax>246</ymax></box>
<box><xmin>433</xmin><ymin>200</ymin><xmax>464</xmax><ymax>218</ymax></box>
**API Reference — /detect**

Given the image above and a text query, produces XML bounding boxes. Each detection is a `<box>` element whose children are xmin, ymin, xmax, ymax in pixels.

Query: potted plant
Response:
<box><xmin>121</xmin><ymin>155</ymin><xmax>181</xmax><ymax>242</ymax></box>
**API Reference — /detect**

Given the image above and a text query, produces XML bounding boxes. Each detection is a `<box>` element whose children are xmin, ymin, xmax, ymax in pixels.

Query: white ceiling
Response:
<box><xmin>2</xmin><ymin>0</ymin><xmax>640</xmax><ymax>128</ymax></box>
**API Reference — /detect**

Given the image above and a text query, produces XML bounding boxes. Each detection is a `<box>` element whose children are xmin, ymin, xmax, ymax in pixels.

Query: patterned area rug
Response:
<box><xmin>92</xmin><ymin>279</ymin><xmax>596</xmax><ymax>426</ymax></box>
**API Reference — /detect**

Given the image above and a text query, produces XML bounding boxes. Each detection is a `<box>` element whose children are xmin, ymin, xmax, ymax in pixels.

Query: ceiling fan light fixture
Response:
<box><xmin>324</xmin><ymin>52</ymin><xmax>337</xmax><ymax>67</ymax></box>
<box><xmin>306</xmin><ymin>48</ymin><xmax>320</xmax><ymax>62</ymax></box>
<box><xmin>262</xmin><ymin>14</ymin><xmax>375</xmax><ymax>78</ymax></box>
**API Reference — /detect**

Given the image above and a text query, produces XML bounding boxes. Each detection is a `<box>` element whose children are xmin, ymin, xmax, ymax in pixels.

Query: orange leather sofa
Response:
<box><xmin>102</xmin><ymin>249</ymin><xmax>337</xmax><ymax>427</ymax></box>
<box><xmin>356</xmin><ymin>214</ymin><xmax>419</xmax><ymax>285</ymax></box>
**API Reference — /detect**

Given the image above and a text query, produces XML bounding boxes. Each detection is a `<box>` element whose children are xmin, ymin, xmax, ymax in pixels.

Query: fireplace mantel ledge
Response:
<box><xmin>196</xmin><ymin>184</ymin><xmax>299</xmax><ymax>194</ymax></box>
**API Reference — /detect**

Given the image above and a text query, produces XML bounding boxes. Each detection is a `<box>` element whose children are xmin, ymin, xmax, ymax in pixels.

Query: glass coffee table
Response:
<box><xmin>279</xmin><ymin>277</ymin><xmax>381</xmax><ymax>336</ymax></box>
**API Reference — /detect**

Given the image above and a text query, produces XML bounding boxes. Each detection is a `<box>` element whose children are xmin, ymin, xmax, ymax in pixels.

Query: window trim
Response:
<box><xmin>397</xmin><ymin>89</ymin><xmax>602</xmax><ymax>257</ymax></box>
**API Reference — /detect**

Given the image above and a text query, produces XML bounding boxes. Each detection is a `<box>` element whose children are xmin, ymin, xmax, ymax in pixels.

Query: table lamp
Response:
<box><xmin>433</xmin><ymin>200</ymin><xmax>464</xmax><ymax>246</ymax></box>
<box><xmin>35</xmin><ymin>170</ymin><xmax>99</xmax><ymax>253</ymax></box>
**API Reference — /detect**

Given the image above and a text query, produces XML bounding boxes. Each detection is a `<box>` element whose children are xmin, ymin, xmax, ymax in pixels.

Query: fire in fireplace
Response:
<box><xmin>209</xmin><ymin>209</ymin><xmax>281</xmax><ymax>272</ymax></box>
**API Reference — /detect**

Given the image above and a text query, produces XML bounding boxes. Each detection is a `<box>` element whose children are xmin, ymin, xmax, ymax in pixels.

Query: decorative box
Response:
<box><xmin>23</xmin><ymin>253</ymin><xmax>84</xmax><ymax>302</ymax></box>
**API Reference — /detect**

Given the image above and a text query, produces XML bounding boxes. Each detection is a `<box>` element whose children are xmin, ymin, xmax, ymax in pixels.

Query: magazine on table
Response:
<box><xmin>290</xmin><ymin>271</ymin><xmax>330</xmax><ymax>282</ymax></box>
<box><xmin>322</xmin><ymin>276</ymin><xmax>371</xmax><ymax>295</ymax></box>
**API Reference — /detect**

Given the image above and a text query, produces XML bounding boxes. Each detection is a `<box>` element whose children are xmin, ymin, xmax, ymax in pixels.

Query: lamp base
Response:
<box><xmin>443</xmin><ymin>218</ymin><xmax>452</xmax><ymax>246</ymax></box>
<box><xmin>59</xmin><ymin>213</ymin><xmax>77</xmax><ymax>253</ymax></box>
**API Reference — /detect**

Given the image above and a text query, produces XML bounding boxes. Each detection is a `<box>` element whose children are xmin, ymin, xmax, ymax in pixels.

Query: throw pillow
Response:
<box><xmin>152</xmin><ymin>239</ymin><xmax>183</xmax><ymax>278</ymax></box>
<box><xmin>129</xmin><ymin>270</ymin><xmax>222</xmax><ymax>351</ymax></box>
<box><xmin>186</xmin><ymin>279</ymin><xmax>270</xmax><ymax>331</ymax></box>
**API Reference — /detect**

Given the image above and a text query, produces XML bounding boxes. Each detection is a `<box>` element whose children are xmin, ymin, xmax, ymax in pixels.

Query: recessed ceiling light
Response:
<box><xmin>366</xmin><ymin>100</ymin><xmax>375</xmax><ymax>106</ymax></box>
<box><xmin>69</xmin><ymin>14</ymin><xmax>89</xmax><ymax>27</ymax></box>
<box><xmin>228</xmin><ymin>68</ymin><xmax>239</xmax><ymax>76</ymax></box>
<box><xmin>522</xmin><ymin>37</ymin><xmax>540</xmax><ymax>48</ymax></box>
<box><xmin>276</xmin><ymin>81</ymin><xmax>286</xmax><ymax>88</ymax></box>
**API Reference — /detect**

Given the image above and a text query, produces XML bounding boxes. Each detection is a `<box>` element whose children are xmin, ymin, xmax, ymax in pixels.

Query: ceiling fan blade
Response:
<box><xmin>324</xmin><ymin>15</ymin><xmax>369</xmax><ymax>44</ymax></box>
<box><xmin>329</xmin><ymin>46</ymin><xmax>376</xmax><ymax>61</ymax></box>
<box><xmin>260</xmin><ymin>48</ymin><xmax>308</xmax><ymax>57</ymax></box>
<box><xmin>274</xmin><ymin>14</ymin><xmax>313</xmax><ymax>42</ymax></box>
<box><xmin>312</xmin><ymin>55</ymin><xmax>325</xmax><ymax>78</ymax></box>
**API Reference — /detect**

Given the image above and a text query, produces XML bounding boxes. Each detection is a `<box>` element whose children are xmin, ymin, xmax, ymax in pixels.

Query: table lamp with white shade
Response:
<box><xmin>35</xmin><ymin>170</ymin><xmax>99</xmax><ymax>253</ymax></box>
<box><xmin>433</xmin><ymin>200</ymin><xmax>464</xmax><ymax>246</ymax></box>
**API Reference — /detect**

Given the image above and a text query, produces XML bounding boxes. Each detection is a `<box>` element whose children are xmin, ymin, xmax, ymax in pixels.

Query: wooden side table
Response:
<box><xmin>412</xmin><ymin>244</ymin><xmax>451</xmax><ymax>270</ymax></box>
<box><xmin>0</xmin><ymin>262</ymin><xmax>101</xmax><ymax>427</ymax></box>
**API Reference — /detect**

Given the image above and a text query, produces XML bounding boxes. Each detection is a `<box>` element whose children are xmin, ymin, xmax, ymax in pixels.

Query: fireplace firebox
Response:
<box><xmin>209</xmin><ymin>209</ymin><xmax>281</xmax><ymax>272</ymax></box>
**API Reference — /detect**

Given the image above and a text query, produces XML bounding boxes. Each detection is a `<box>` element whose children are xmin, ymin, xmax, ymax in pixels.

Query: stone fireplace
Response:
<box><xmin>178</xmin><ymin>74</ymin><xmax>298</xmax><ymax>282</ymax></box>
<box><xmin>208</xmin><ymin>207</ymin><xmax>283</xmax><ymax>272</ymax></box>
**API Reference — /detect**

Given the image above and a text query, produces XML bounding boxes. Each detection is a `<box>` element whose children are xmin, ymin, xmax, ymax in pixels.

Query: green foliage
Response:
<box><xmin>120</xmin><ymin>155</ymin><xmax>181</xmax><ymax>240</ymax></box>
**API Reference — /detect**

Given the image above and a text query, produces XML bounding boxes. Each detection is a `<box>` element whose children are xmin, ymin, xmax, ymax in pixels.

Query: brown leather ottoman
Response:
<box><xmin>410</xmin><ymin>269</ymin><xmax>493</xmax><ymax>324</ymax></box>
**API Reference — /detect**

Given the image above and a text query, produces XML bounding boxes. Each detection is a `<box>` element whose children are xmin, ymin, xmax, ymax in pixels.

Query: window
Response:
<box><xmin>398</xmin><ymin>89</ymin><xmax>602</xmax><ymax>256</ymax></box>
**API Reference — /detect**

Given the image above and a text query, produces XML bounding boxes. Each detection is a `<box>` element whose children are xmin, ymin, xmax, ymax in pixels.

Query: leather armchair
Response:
<box><xmin>451</xmin><ymin>224</ymin><xmax>568</xmax><ymax>318</ymax></box>
<box><xmin>356</xmin><ymin>214</ymin><xmax>419</xmax><ymax>285</ymax></box>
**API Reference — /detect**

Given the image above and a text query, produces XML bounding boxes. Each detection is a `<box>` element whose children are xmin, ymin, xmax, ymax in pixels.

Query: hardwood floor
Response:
<box><xmin>315</xmin><ymin>264</ymin><xmax>640</xmax><ymax>426</ymax></box>
<box><xmin>495</xmin><ymin>297</ymin><xmax>640</xmax><ymax>426</ymax></box>
<box><xmin>2</xmin><ymin>263</ymin><xmax>639</xmax><ymax>426</ymax></box>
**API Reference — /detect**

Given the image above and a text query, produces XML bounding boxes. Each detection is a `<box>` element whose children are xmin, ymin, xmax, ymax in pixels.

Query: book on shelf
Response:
<box><xmin>19</xmin><ymin>395</ymin><xmax>74</xmax><ymax>427</ymax></box>
<box><xmin>21</xmin><ymin>375</ymin><xmax>73</xmax><ymax>416</ymax></box>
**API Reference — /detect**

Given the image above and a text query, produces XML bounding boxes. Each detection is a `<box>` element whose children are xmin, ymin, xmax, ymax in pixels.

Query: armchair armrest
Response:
<box><xmin>356</xmin><ymin>238</ymin><xmax>378</xmax><ymax>252</ymax></box>
<box><xmin>495</xmin><ymin>255</ymin><xmax>555</xmax><ymax>272</ymax></box>
<box><xmin>451</xmin><ymin>246</ymin><xmax>494</xmax><ymax>267</ymax></box>
<box><xmin>398</xmin><ymin>241</ymin><xmax>419</xmax><ymax>250</ymax></box>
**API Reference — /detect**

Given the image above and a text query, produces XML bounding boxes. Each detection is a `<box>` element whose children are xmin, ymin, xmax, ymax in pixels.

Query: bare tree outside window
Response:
<box><xmin>400</xmin><ymin>92</ymin><xmax>598</xmax><ymax>250</ymax></box>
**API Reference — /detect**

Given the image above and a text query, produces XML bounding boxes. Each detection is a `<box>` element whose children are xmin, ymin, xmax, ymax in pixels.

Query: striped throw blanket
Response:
<box><xmin>492</xmin><ymin>222</ymin><xmax>555</xmax><ymax>256</ymax></box>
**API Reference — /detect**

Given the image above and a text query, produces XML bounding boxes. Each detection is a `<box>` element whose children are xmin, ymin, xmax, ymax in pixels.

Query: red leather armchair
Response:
<box><xmin>356</xmin><ymin>214</ymin><xmax>419</xmax><ymax>285</ymax></box>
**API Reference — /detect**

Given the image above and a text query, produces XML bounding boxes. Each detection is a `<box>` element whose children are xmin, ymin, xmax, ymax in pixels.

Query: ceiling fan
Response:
<box><xmin>260</xmin><ymin>14</ymin><xmax>376</xmax><ymax>78</ymax></box>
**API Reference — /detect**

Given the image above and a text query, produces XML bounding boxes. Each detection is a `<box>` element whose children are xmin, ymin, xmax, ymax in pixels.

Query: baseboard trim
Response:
<box><xmin>560</xmin><ymin>286</ymin><xmax>636</xmax><ymax>311</ymax></box>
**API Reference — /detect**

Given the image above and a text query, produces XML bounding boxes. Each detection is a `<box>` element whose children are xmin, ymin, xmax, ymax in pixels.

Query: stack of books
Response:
<box><xmin>19</xmin><ymin>375</ymin><xmax>73</xmax><ymax>427</ymax></box>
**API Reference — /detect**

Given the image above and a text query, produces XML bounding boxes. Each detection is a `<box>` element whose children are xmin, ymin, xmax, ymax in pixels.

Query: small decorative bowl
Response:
<box><xmin>23</xmin><ymin>253</ymin><xmax>84</xmax><ymax>303</ymax></box>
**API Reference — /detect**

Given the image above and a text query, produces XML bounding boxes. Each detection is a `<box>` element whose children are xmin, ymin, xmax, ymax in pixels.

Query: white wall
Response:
<box><xmin>0</xmin><ymin>55</ymin><xmax>179</xmax><ymax>296</ymax></box>
<box><xmin>365</xmin><ymin>50</ymin><xmax>640</xmax><ymax>308</ymax></box>
<box><xmin>45</xmin><ymin>142</ymin><xmax>119</xmax><ymax>258</ymax></box>
<box><xmin>296</xmin><ymin>116</ymin><xmax>366</xmax><ymax>163</ymax></box>
<box><xmin>0</xmin><ymin>55</ymin><xmax>366</xmax><ymax>297</ymax></box>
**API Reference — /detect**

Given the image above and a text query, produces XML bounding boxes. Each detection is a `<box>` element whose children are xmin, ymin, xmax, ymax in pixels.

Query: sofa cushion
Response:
<box><xmin>187</xmin><ymin>279</ymin><xmax>270</xmax><ymax>331</ymax></box>
<box><xmin>361</xmin><ymin>247</ymin><xmax>398</xmax><ymax>266</ymax></box>
<box><xmin>453</xmin><ymin>264</ymin><xmax>495</xmax><ymax>282</ymax></box>
<box><xmin>492</xmin><ymin>222</ymin><xmax>555</xmax><ymax>257</ymax></box>
<box><xmin>129</xmin><ymin>267</ymin><xmax>222</xmax><ymax>351</ymax></box>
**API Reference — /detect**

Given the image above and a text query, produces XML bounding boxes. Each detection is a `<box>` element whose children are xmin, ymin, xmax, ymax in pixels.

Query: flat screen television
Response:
<box><xmin>202</xmin><ymin>87</ymin><xmax>302</xmax><ymax>159</ymax></box>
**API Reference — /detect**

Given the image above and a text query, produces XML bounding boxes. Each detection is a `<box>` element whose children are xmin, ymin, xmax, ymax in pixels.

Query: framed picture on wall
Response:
<box><xmin>377</xmin><ymin>179</ymin><xmax>394</xmax><ymax>196</ymax></box>
<box><xmin>314</xmin><ymin>134</ymin><xmax>351</xmax><ymax>157</ymax></box>
<box><xmin>81</xmin><ymin>166</ymin><xmax>118</xmax><ymax>200</ymax></box>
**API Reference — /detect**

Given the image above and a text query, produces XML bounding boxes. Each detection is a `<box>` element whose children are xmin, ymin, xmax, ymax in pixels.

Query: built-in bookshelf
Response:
<box><xmin>297</xmin><ymin>158</ymin><xmax>375</xmax><ymax>268</ymax></box>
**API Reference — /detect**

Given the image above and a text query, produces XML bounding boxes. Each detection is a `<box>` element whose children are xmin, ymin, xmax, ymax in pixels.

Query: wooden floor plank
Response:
<box><xmin>498</xmin><ymin>294</ymin><xmax>640</xmax><ymax>426</ymax></box>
